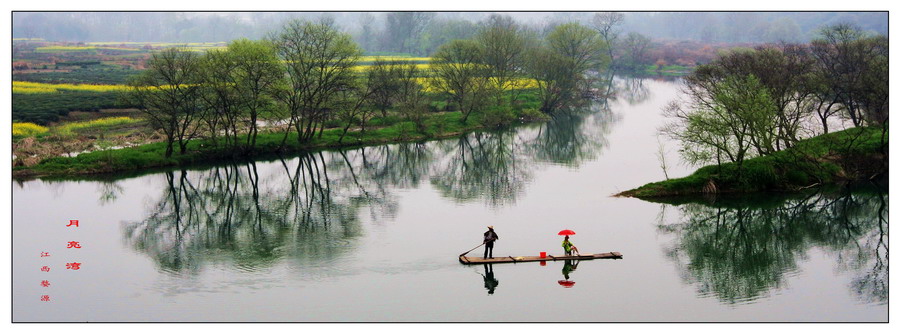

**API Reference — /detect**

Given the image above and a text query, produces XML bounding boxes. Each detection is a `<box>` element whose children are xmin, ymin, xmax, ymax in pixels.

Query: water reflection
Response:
<box><xmin>594</xmin><ymin>70</ymin><xmax>662</xmax><ymax>110</ymax></box>
<box><xmin>655</xmin><ymin>183</ymin><xmax>888</xmax><ymax>305</ymax></box>
<box><xmin>124</xmin><ymin>106</ymin><xmax>617</xmax><ymax>274</ymax></box>
<box><xmin>481</xmin><ymin>264</ymin><xmax>499</xmax><ymax>295</ymax></box>
<box><xmin>123</xmin><ymin>156</ymin><xmax>370</xmax><ymax>275</ymax></box>
<box><xmin>557</xmin><ymin>260</ymin><xmax>579</xmax><ymax>288</ymax></box>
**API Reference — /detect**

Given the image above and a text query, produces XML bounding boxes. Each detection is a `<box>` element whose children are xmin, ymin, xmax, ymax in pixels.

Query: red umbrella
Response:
<box><xmin>558</xmin><ymin>229</ymin><xmax>576</xmax><ymax>236</ymax></box>
<box><xmin>557</xmin><ymin>280</ymin><xmax>576</xmax><ymax>288</ymax></box>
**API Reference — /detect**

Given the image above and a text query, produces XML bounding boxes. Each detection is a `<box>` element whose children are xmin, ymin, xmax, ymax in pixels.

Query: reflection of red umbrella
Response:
<box><xmin>558</xmin><ymin>229</ymin><xmax>576</xmax><ymax>236</ymax></box>
<box><xmin>557</xmin><ymin>280</ymin><xmax>576</xmax><ymax>288</ymax></box>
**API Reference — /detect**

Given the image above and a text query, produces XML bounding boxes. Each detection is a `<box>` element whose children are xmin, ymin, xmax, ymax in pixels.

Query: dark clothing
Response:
<box><xmin>484</xmin><ymin>244</ymin><xmax>493</xmax><ymax>258</ymax></box>
<box><xmin>483</xmin><ymin>229</ymin><xmax>498</xmax><ymax>258</ymax></box>
<box><xmin>483</xmin><ymin>230</ymin><xmax>498</xmax><ymax>243</ymax></box>
<box><xmin>482</xmin><ymin>264</ymin><xmax>499</xmax><ymax>295</ymax></box>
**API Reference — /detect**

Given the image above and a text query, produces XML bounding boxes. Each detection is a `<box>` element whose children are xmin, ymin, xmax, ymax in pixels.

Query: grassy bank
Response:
<box><xmin>618</xmin><ymin>126</ymin><xmax>888</xmax><ymax>198</ymax></box>
<box><xmin>13</xmin><ymin>108</ymin><xmax>550</xmax><ymax>179</ymax></box>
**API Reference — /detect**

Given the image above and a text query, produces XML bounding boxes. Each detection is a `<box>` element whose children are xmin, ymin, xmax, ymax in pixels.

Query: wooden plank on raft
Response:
<box><xmin>458</xmin><ymin>252</ymin><xmax>623</xmax><ymax>264</ymax></box>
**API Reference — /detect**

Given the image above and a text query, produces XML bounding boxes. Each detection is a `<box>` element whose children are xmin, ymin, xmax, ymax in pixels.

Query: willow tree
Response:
<box><xmin>127</xmin><ymin>47</ymin><xmax>203</xmax><ymax>157</ymax></box>
<box><xmin>271</xmin><ymin>19</ymin><xmax>361</xmax><ymax>144</ymax></box>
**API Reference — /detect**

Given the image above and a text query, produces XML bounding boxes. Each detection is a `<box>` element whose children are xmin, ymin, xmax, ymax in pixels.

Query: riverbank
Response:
<box><xmin>617</xmin><ymin>126</ymin><xmax>888</xmax><ymax>198</ymax></box>
<box><xmin>12</xmin><ymin>109</ymin><xmax>550</xmax><ymax>180</ymax></box>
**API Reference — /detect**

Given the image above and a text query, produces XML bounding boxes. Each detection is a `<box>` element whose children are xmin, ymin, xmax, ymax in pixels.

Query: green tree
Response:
<box><xmin>197</xmin><ymin>47</ymin><xmax>240</xmax><ymax>148</ymax></box>
<box><xmin>663</xmin><ymin>75</ymin><xmax>778</xmax><ymax>176</ymax></box>
<box><xmin>228</xmin><ymin>38</ymin><xmax>283</xmax><ymax>150</ymax></box>
<box><xmin>692</xmin><ymin>45</ymin><xmax>816</xmax><ymax>151</ymax></box>
<box><xmin>546</xmin><ymin>22</ymin><xmax>610</xmax><ymax>75</ymax></box>
<box><xmin>393</xmin><ymin>62</ymin><xmax>428</xmax><ymax>132</ymax></box>
<box><xmin>271</xmin><ymin>19</ymin><xmax>362</xmax><ymax>144</ymax></box>
<box><xmin>367</xmin><ymin>59</ymin><xmax>403</xmax><ymax>118</ymax></box>
<box><xmin>429</xmin><ymin>39</ymin><xmax>493</xmax><ymax>123</ymax></box>
<box><xmin>811</xmin><ymin>24</ymin><xmax>889</xmax><ymax>127</ymax></box>
<box><xmin>475</xmin><ymin>14</ymin><xmax>531</xmax><ymax>104</ymax></box>
<box><xmin>524</xmin><ymin>46</ymin><xmax>578</xmax><ymax>113</ymax></box>
<box><xmin>126</xmin><ymin>47</ymin><xmax>203</xmax><ymax>157</ymax></box>
<box><xmin>525</xmin><ymin>23</ymin><xmax>609</xmax><ymax>114</ymax></box>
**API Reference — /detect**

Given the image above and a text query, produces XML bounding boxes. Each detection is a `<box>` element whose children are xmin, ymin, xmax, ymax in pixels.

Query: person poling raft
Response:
<box><xmin>458</xmin><ymin>228</ymin><xmax>622</xmax><ymax>264</ymax></box>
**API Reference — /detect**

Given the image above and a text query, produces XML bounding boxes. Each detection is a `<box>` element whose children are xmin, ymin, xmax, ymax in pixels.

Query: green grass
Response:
<box><xmin>619</xmin><ymin>126</ymin><xmax>887</xmax><ymax>198</ymax></box>
<box><xmin>13</xmin><ymin>87</ymin><xmax>553</xmax><ymax>178</ymax></box>
<box><xmin>13</xmin><ymin>108</ymin><xmax>525</xmax><ymax>178</ymax></box>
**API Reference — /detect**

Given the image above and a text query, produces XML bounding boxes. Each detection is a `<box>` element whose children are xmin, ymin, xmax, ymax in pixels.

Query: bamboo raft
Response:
<box><xmin>459</xmin><ymin>252</ymin><xmax>623</xmax><ymax>264</ymax></box>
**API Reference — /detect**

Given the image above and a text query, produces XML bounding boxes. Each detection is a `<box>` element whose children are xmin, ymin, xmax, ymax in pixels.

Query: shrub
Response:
<box><xmin>480</xmin><ymin>107</ymin><xmax>516</xmax><ymax>128</ymax></box>
<box><xmin>517</xmin><ymin>108</ymin><xmax>551</xmax><ymax>122</ymax></box>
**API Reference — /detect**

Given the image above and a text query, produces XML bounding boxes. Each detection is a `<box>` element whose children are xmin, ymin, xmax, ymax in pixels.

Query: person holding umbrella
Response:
<box><xmin>559</xmin><ymin>229</ymin><xmax>579</xmax><ymax>256</ymax></box>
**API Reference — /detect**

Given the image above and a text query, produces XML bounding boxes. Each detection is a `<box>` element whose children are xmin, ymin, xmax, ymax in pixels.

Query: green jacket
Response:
<box><xmin>562</xmin><ymin>239</ymin><xmax>574</xmax><ymax>252</ymax></box>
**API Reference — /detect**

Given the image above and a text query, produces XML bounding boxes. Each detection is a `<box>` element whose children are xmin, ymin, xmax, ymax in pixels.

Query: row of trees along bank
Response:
<box><xmin>634</xmin><ymin>23</ymin><xmax>887</xmax><ymax>196</ymax></box>
<box><xmin>125</xmin><ymin>16</ymin><xmax>610</xmax><ymax>158</ymax></box>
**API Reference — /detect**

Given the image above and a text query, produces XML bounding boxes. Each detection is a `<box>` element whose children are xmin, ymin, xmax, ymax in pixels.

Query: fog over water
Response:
<box><xmin>13</xmin><ymin>11</ymin><xmax>887</xmax><ymax>46</ymax></box>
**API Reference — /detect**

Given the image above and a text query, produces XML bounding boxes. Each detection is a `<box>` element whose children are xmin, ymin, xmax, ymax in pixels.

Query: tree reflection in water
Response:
<box><xmin>656</xmin><ymin>183</ymin><xmax>888</xmax><ymax>305</ymax></box>
<box><xmin>124</xmin><ymin>154</ymin><xmax>383</xmax><ymax>275</ymax></box>
<box><xmin>124</xmin><ymin>101</ymin><xmax>618</xmax><ymax>273</ymax></box>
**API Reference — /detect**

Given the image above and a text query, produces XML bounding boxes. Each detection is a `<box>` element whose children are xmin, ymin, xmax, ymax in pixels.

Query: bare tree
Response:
<box><xmin>384</xmin><ymin>12</ymin><xmax>435</xmax><ymax>54</ymax></box>
<box><xmin>621</xmin><ymin>32</ymin><xmax>651</xmax><ymax>70</ymax></box>
<box><xmin>590</xmin><ymin>12</ymin><xmax>625</xmax><ymax>66</ymax></box>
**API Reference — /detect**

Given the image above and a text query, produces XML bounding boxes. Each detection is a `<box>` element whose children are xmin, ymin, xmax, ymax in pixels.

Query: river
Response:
<box><xmin>12</xmin><ymin>76</ymin><xmax>888</xmax><ymax>322</ymax></box>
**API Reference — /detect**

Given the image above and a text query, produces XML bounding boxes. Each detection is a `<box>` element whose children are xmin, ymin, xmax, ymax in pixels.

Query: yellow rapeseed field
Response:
<box><xmin>351</xmin><ymin>63</ymin><xmax>433</xmax><ymax>72</ymax></box>
<box><xmin>417</xmin><ymin>77</ymin><xmax>541</xmax><ymax>92</ymax></box>
<box><xmin>34</xmin><ymin>46</ymin><xmax>98</xmax><ymax>52</ymax></box>
<box><xmin>358</xmin><ymin>56</ymin><xmax>432</xmax><ymax>63</ymax></box>
<box><xmin>12</xmin><ymin>123</ymin><xmax>50</xmax><ymax>137</ymax></box>
<box><xmin>55</xmin><ymin>117</ymin><xmax>141</xmax><ymax>136</ymax></box>
<box><xmin>13</xmin><ymin>81</ymin><xmax>130</xmax><ymax>94</ymax></box>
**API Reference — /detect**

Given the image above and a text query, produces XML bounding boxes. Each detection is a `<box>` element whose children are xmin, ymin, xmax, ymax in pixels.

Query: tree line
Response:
<box><xmin>662</xmin><ymin>23</ymin><xmax>888</xmax><ymax>172</ymax></box>
<box><xmin>125</xmin><ymin>15</ymin><xmax>611</xmax><ymax>158</ymax></box>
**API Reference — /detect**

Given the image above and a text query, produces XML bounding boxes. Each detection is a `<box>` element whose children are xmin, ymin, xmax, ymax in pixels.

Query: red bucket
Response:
<box><xmin>540</xmin><ymin>252</ymin><xmax>547</xmax><ymax>258</ymax></box>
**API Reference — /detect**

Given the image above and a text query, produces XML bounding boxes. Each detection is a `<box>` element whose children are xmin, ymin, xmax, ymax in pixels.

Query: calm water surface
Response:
<box><xmin>13</xmin><ymin>76</ymin><xmax>887</xmax><ymax>321</ymax></box>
